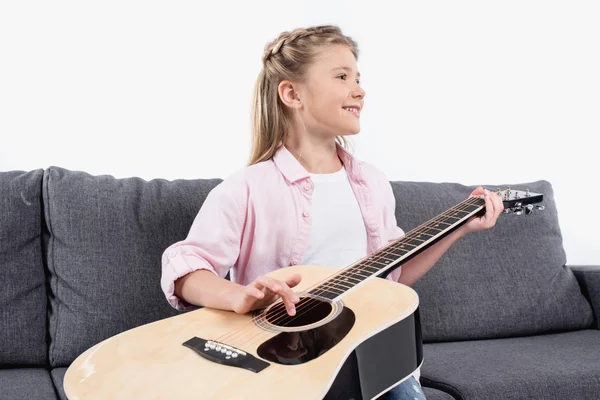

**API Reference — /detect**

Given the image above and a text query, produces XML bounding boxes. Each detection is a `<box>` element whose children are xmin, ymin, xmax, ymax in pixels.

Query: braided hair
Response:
<box><xmin>248</xmin><ymin>25</ymin><xmax>359</xmax><ymax>166</ymax></box>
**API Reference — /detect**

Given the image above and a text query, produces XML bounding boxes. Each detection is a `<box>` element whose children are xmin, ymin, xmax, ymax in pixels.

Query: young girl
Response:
<box><xmin>161</xmin><ymin>25</ymin><xmax>503</xmax><ymax>400</ymax></box>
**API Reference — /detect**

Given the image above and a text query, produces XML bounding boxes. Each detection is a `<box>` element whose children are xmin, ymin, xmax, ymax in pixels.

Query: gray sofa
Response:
<box><xmin>1</xmin><ymin>166</ymin><xmax>599</xmax><ymax>400</ymax></box>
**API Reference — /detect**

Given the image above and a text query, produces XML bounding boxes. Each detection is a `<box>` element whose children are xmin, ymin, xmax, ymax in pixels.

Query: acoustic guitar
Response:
<box><xmin>64</xmin><ymin>188</ymin><xmax>543</xmax><ymax>399</ymax></box>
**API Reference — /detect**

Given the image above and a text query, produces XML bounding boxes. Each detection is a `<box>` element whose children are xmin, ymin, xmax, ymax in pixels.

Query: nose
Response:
<box><xmin>352</xmin><ymin>83</ymin><xmax>365</xmax><ymax>99</ymax></box>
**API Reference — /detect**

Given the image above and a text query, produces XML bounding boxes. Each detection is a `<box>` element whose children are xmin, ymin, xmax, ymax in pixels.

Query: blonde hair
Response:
<box><xmin>248</xmin><ymin>25</ymin><xmax>359</xmax><ymax>166</ymax></box>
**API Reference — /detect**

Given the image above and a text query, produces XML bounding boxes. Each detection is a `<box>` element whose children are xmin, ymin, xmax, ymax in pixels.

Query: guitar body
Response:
<box><xmin>64</xmin><ymin>265</ymin><xmax>422</xmax><ymax>400</ymax></box>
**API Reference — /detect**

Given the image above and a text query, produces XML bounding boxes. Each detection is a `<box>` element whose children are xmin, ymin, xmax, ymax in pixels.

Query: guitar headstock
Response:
<box><xmin>494</xmin><ymin>187</ymin><xmax>545</xmax><ymax>215</ymax></box>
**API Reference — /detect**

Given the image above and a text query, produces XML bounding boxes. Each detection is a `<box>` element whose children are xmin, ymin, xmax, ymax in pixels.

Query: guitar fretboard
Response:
<box><xmin>307</xmin><ymin>196</ymin><xmax>485</xmax><ymax>300</ymax></box>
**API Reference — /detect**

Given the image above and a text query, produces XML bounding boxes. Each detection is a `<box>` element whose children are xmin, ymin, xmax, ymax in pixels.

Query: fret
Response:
<box><xmin>379</xmin><ymin>249</ymin><xmax>404</xmax><ymax>260</ymax></box>
<box><xmin>308</xmin><ymin>287</ymin><xmax>340</xmax><ymax>300</ymax></box>
<box><xmin>309</xmin><ymin>284</ymin><xmax>345</xmax><ymax>295</ymax></box>
<box><xmin>451</xmin><ymin>209</ymin><xmax>470</xmax><ymax>214</ymax></box>
<box><xmin>363</xmin><ymin>257</ymin><xmax>392</xmax><ymax>269</ymax></box>
<box><xmin>346</xmin><ymin>270</ymin><xmax>370</xmax><ymax>280</ymax></box>
<box><xmin>431</xmin><ymin>221</ymin><xmax>451</xmax><ymax>227</ymax></box>
<box><xmin>349</xmin><ymin>268</ymin><xmax>372</xmax><ymax>278</ymax></box>
<box><xmin>357</xmin><ymin>265</ymin><xmax>380</xmax><ymax>274</ymax></box>
<box><xmin>461</xmin><ymin>204</ymin><xmax>481</xmax><ymax>212</ymax></box>
<box><xmin>385</xmin><ymin>246</ymin><xmax>409</xmax><ymax>258</ymax></box>
<box><xmin>374</xmin><ymin>253</ymin><xmax>397</xmax><ymax>262</ymax></box>
<box><xmin>333</xmin><ymin>274</ymin><xmax>362</xmax><ymax>285</ymax></box>
<box><xmin>324</xmin><ymin>281</ymin><xmax>352</xmax><ymax>292</ymax></box>
<box><xmin>404</xmin><ymin>238</ymin><xmax>423</xmax><ymax>247</ymax></box>
<box><xmin>441</xmin><ymin>215</ymin><xmax>461</xmax><ymax>221</ymax></box>
<box><xmin>413</xmin><ymin>231</ymin><xmax>434</xmax><ymax>238</ymax></box>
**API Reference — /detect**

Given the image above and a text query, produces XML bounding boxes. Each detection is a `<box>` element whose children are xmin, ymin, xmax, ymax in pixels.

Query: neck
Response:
<box><xmin>284</xmin><ymin>134</ymin><xmax>342</xmax><ymax>174</ymax></box>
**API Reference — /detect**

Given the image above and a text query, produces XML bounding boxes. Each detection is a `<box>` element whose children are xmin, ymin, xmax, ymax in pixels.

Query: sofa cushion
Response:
<box><xmin>50</xmin><ymin>368</ymin><xmax>67</xmax><ymax>400</ymax></box>
<box><xmin>392</xmin><ymin>180</ymin><xmax>593</xmax><ymax>341</ymax></box>
<box><xmin>0</xmin><ymin>170</ymin><xmax>48</xmax><ymax>366</ymax></box>
<box><xmin>419</xmin><ymin>330</ymin><xmax>600</xmax><ymax>400</ymax></box>
<box><xmin>0</xmin><ymin>368</ymin><xmax>57</xmax><ymax>400</ymax></box>
<box><xmin>43</xmin><ymin>166</ymin><xmax>222</xmax><ymax>366</ymax></box>
<box><xmin>571</xmin><ymin>265</ymin><xmax>600</xmax><ymax>329</ymax></box>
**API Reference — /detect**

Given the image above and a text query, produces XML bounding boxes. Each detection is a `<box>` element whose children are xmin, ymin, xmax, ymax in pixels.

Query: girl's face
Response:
<box><xmin>296</xmin><ymin>44</ymin><xmax>365</xmax><ymax>139</ymax></box>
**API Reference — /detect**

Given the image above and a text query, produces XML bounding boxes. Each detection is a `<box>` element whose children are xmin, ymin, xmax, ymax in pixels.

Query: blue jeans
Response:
<box><xmin>378</xmin><ymin>376</ymin><xmax>426</xmax><ymax>400</ymax></box>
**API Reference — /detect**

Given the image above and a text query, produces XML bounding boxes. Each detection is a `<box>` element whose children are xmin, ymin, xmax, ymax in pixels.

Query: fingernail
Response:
<box><xmin>289</xmin><ymin>307</ymin><xmax>296</xmax><ymax>316</ymax></box>
<box><xmin>293</xmin><ymin>295</ymin><xmax>300</xmax><ymax>302</ymax></box>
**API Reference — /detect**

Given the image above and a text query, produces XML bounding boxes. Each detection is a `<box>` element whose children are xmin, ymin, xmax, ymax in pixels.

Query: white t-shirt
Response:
<box><xmin>301</xmin><ymin>165</ymin><xmax>367</xmax><ymax>268</ymax></box>
<box><xmin>301</xmin><ymin>164</ymin><xmax>421</xmax><ymax>384</ymax></box>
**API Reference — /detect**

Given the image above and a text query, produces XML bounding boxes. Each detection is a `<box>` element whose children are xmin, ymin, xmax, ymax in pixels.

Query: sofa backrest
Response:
<box><xmin>43</xmin><ymin>166</ymin><xmax>222</xmax><ymax>367</ymax></box>
<box><xmin>392</xmin><ymin>180</ymin><xmax>593</xmax><ymax>342</ymax></box>
<box><xmin>0</xmin><ymin>170</ymin><xmax>48</xmax><ymax>366</ymax></box>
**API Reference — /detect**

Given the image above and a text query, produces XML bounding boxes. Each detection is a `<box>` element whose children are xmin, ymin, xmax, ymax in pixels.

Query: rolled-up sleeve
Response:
<box><xmin>161</xmin><ymin>178</ymin><xmax>246</xmax><ymax>310</ymax></box>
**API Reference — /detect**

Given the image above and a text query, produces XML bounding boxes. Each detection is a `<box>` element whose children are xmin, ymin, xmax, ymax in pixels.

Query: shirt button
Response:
<box><xmin>303</xmin><ymin>210</ymin><xmax>311</xmax><ymax>218</ymax></box>
<box><xmin>290</xmin><ymin>260</ymin><xmax>297</xmax><ymax>265</ymax></box>
<box><xmin>303</xmin><ymin>181</ymin><xmax>312</xmax><ymax>191</ymax></box>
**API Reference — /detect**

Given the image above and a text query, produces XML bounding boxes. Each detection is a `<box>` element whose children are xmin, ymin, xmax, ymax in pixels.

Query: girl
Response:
<box><xmin>161</xmin><ymin>25</ymin><xmax>503</xmax><ymax>400</ymax></box>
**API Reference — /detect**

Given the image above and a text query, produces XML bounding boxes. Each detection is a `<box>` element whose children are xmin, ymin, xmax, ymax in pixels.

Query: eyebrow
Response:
<box><xmin>332</xmin><ymin>66</ymin><xmax>361</xmax><ymax>78</ymax></box>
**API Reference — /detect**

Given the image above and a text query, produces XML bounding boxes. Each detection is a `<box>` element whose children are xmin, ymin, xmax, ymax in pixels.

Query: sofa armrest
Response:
<box><xmin>568</xmin><ymin>265</ymin><xmax>600</xmax><ymax>330</ymax></box>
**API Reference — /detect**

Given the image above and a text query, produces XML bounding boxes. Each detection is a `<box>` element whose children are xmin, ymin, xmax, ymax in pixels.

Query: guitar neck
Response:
<box><xmin>306</xmin><ymin>196</ymin><xmax>486</xmax><ymax>301</ymax></box>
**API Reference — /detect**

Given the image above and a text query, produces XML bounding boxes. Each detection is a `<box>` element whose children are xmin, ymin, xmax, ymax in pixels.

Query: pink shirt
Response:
<box><xmin>161</xmin><ymin>143</ymin><xmax>405</xmax><ymax>311</ymax></box>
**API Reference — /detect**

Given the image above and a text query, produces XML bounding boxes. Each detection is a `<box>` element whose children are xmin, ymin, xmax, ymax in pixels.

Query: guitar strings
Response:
<box><xmin>218</xmin><ymin>196</ymin><xmax>483</xmax><ymax>348</ymax></box>
<box><xmin>219</xmin><ymin>197</ymin><xmax>483</xmax><ymax>349</ymax></box>
<box><xmin>228</xmin><ymin>197</ymin><xmax>484</xmax><ymax>349</ymax></box>
<box><xmin>217</xmin><ymin>196</ymin><xmax>484</xmax><ymax>348</ymax></box>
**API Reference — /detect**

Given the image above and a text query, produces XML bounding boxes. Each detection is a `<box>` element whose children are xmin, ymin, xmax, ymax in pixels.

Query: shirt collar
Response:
<box><xmin>272</xmin><ymin>141</ymin><xmax>363</xmax><ymax>184</ymax></box>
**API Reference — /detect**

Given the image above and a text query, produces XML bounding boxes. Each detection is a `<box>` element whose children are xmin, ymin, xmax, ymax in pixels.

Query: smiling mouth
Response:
<box><xmin>342</xmin><ymin>106</ymin><xmax>360</xmax><ymax>118</ymax></box>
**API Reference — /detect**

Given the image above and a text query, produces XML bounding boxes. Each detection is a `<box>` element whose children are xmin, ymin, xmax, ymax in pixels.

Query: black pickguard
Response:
<box><xmin>256</xmin><ymin>306</ymin><xmax>356</xmax><ymax>364</ymax></box>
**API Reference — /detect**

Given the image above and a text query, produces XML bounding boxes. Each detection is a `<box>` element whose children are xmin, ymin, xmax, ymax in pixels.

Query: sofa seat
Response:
<box><xmin>50</xmin><ymin>368</ymin><xmax>68</xmax><ymax>400</ymax></box>
<box><xmin>420</xmin><ymin>329</ymin><xmax>600</xmax><ymax>400</ymax></box>
<box><xmin>422</xmin><ymin>386</ymin><xmax>457</xmax><ymax>399</ymax></box>
<box><xmin>0</xmin><ymin>368</ymin><xmax>57</xmax><ymax>400</ymax></box>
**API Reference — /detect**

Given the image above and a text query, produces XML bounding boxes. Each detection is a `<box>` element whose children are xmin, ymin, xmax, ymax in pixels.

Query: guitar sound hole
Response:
<box><xmin>266</xmin><ymin>298</ymin><xmax>332</xmax><ymax>327</ymax></box>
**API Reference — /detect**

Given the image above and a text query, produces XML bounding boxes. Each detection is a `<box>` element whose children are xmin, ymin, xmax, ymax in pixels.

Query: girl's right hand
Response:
<box><xmin>231</xmin><ymin>273</ymin><xmax>302</xmax><ymax>316</ymax></box>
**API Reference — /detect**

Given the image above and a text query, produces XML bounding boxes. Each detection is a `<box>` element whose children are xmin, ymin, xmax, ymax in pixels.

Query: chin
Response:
<box><xmin>346</xmin><ymin>124</ymin><xmax>361</xmax><ymax>135</ymax></box>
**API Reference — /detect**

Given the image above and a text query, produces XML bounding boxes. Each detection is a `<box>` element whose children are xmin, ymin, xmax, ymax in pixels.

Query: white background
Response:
<box><xmin>1</xmin><ymin>1</ymin><xmax>598</xmax><ymax>264</ymax></box>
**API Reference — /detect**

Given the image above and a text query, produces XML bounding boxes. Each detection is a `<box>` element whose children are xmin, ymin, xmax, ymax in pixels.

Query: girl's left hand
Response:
<box><xmin>460</xmin><ymin>187</ymin><xmax>504</xmax><ymax>235</ymax></box>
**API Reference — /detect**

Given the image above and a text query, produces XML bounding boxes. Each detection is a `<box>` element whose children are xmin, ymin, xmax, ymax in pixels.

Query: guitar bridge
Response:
<box><xmin>182</xmin><ymin>337</ymin><xmax>270</xmax><ymax>373</ymax></box>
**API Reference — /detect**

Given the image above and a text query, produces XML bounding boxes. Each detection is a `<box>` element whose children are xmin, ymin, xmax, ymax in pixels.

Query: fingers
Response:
<box><xmin>244</xmin><ymin>285</ymin><xmax>265</xmax><ymax>300</ymax></box>
<box><xmin>482</xmin><ymin>189</ymin><xmax>504</xmax><ymax>227</ymax></box>
<box><xmin>253</xmin><ymin>276</ymin><xmax>300</xmax><ymax>316</ymax></box>
<box><xmin>464</xmin><ymin>187</ymin><xmax>505</xmax><ymax>234</ymax></box>
<box><xmin>483</xmin><ymin>189</ymin><xmax>495</xmax><ymax>226</ymax></box>
<box><xmin>470</xmin><ymin>186</ymin><xmax>485</xmax><ymax>197</ymax></box>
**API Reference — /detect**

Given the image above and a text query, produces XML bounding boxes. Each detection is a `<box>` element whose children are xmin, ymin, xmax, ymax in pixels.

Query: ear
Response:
<box><xmin>278</xmin><ymin>80</ymin><xmax>302</xmax><ymax>109</ymax></box>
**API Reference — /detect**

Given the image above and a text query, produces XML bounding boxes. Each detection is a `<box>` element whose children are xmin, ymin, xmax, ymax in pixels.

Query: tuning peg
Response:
<box><xmin>535</xmin><ymin>205</ymin><xmax>545</xmax><ymax>211</ymax></box>
<box><xmin>525</xmin><ymin>204</ymin><xmax>534</xmax><ymax>215</ymax></box>
<box><xmin>513</xmin><ymin>207</ymin><xmax>523</xmax><ymax>215</ymax></box>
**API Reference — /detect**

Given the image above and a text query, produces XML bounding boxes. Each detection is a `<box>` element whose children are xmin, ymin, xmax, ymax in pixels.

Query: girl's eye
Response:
<box><xmin>337</xmin><ymin>74</ymin><xmax>360</xmax><ymax>85</ymax></box>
